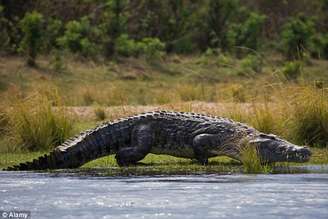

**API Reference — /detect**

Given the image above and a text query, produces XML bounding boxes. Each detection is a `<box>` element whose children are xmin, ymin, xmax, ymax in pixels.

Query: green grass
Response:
<box><xmin>1</xmin><ymin>148</ymin><xmax>327</xmax><ymax>175</ymax></box>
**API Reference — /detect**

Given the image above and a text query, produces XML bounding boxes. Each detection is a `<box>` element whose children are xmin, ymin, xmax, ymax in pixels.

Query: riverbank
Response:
<box><xmin>1</xmin><ymin>148</ymin><xmax>327</xmax><ymax>176</ymax></box>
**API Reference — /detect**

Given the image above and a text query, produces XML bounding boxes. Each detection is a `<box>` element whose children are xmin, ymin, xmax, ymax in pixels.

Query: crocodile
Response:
<box><xmin>5</xmin><ymin>111</ymin><xmax>311</xmax><ymax>171</ymax></box>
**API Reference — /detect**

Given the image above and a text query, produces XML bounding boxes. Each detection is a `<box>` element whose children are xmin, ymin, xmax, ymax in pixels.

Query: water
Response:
<box><xmin>0</xmin><ymin>171</ymin><xmax>328</xmax><ymax>219</ymax></box>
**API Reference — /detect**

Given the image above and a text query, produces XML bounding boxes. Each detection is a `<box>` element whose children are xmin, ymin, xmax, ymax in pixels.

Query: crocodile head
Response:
<box><xmin>248</xmin><ymin>133</ymin><xmax>311</xmax><ymax>163</ymax></box>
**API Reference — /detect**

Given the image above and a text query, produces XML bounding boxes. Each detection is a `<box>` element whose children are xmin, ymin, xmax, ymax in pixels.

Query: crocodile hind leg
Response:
<box><xmin>192</xmin><ymin>134</ymin><xmax>219</xmax><ymax>165</ymax></box>
<box><xmin>115</xmin><ymin>124</ymin><xmax>154</xmax><ymax>166</ymax></box>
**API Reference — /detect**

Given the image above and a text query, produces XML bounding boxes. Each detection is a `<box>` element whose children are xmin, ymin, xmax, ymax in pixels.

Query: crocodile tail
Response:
<box><xmin>4</xmin><ymin>121</ymin><xmax>116</xmax><ymax>171</ymax></box>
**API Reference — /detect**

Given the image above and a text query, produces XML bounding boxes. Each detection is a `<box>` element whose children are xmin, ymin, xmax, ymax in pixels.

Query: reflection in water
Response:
<box><xmin>0</xmin><ymin>168</ymin><xmax>328</xmax><ymax>219</ymax></box>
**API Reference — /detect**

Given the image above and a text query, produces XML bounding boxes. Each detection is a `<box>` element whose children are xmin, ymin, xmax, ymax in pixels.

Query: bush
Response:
<box><xmin>217</xmin><ymin>53</ymin><xmax>234</xmax><ymax>67</ymax></box>
<box><xmin>115</xmin><ymin>34</ymin><xmax>139</xmax><ymax>57</ymax></box>
<box><xmin>310</xmin><ymin>34</ymin><xmax>328</xmax><ymax>59</ymax></box>
<box><xmin>57</xmin><ymin>17</ymin><xmax>99</xmax><ymax>57</ymax></box>
<box><xmin>227</xmin><ymin>12</ymin><xmax>266</xmax><ymax>52</ymax></box>
<box><xmin>282</xmin><ymin>61</ymin><xmax>302</xmax><ymax>81</ymax></box>
<box><xmin>240</xmin><ymin>54</ymin><xmax>263</xmax><ymax>74</ymax></box>
<box><xmin>280</xmin><ymin>15</ymin><xmax>315</xmax><ymax>60</ymax></box>
<box><xmin>7</xmin><ymin>94</ymin><xmax>73</xmax><ymax>151</ymax></box>
<box><xmin>44</xmin><ymin>18</ymin><xmax>63</xmax><ymax>51</ymax></box>
<box><xmin>138</xmin><ymin>37</ymin><xmax>165</xmax><ymax>60</ymax></box>
<box><xmin>19</xmin><ymin>11</ymin><xmax>44</xmax><ymax>66</ymax></box>
<box><xmin>115</xmin><ymin>34</ymin><xmax>165</xmax><ymax>60</ymax></box>
<box><xmin>169</xmin><ymin>36</ymin><xmax>196</xmax><ymax>54</ymax></box>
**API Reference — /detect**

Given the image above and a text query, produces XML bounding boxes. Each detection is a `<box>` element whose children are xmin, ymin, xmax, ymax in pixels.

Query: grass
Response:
<box><xmin>240</xmin><ymin>143</ymin><xmax>273</xmax><ymax>174</ymax></box>
<box><xmin>1</xmin><ymin>55</ymin><xmax>328</xmax><ymax>106</ymax></box>
<box><xmin>4</xmin><ymin>93</ymin><xmax>73</xmax><ymax>151</ymax></box>
<box><xmin>1</xmin><ymin>54</ymin><xmax>328</xmax><ymax>175</ymax></box>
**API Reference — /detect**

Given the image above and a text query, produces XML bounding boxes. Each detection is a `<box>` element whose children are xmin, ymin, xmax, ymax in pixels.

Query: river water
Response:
<box><xmin>0</xmin><ymin>171</ymin><xmax>328</xmax><ymax>219</ymax></box>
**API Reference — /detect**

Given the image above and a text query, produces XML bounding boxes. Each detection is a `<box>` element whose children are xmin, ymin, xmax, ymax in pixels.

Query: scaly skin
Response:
<box><xmin>4</xmin><ymin>111</ymin><xmax>311</xmax><ymax>171</ymax></box>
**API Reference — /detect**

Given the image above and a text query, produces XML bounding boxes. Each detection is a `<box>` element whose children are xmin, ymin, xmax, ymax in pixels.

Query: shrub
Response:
<box><xmin>217</xmin><ymin>53</ymin><xmax>234</xmax><ymax>67</ymax></box>
<box><xmin>310</xmin><ymin>34</ymin><xmax>328</xmax><ymax>59</ymax></box>
<box><xmin>57</xmin><ymin>17</ymin><xmax>99</xmax><ymax>57</ymax></box>
<box><xmin>282</xmin><ymin>61</ymin><xmax>302</xmax><ymax>81</ymax></box>
<box><xmin>240</xmin><ymin>54</ymin><xmax>263</xmax><ymax>74</ymax></box>
<box><xmin>7</xmin><ymin>94</ymin><xmax>73</xmax><ymax>151</ymax></box>
<box><xmin>44</xmin><ymin>18</ymin><xmax>63</xmax><ymax>51</ymax></box>
<box><xmin>115</xmin><ymin>34</ymin><xmax>139</xmax><ymax>57</ymax></box>
<box><xmin>280</xmin><ymin>15</ymin><xmax>315</xmax><ymax>60</ymax></box>
<box><xmin>169</xmin><ymin>36</ymin><xmax>195</xmax><ymax>54</ymax></box>
<box><xmin>19</xmin><ymin>11</ymin><xmax>44</xmax><ymax>66</ymax></box>
<box><xmin>115</xmin><ymin>34</ymin><xmax>165</xmax><ymax>60</ymax></box>
<box><xmin>227</xmin><ymin>12</ymin><xmax>266</xmax><ymax>52</ymax></box>
<box><xmin>138</xmin><ymin>37</ymin><xmax>165</xmax><ymax>60</ymax></box>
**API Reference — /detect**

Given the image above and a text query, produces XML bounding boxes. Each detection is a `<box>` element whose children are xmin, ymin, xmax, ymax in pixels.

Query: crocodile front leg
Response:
<box><xmin>192</xmin><ymin>134</ymin><xmax>219</xmax><ymax>165</ymax></box>
<box><xmin>115</xmin><ymin>124</ymin><xmax>154</xmax><ymax>166</ymax></box>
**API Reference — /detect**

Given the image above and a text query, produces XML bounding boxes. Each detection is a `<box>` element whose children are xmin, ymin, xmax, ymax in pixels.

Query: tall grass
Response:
<box><xmin>0</xmin><ymin>105</ymin><xmax>8</xmax><ymax>135</ymax></box>
<box><xmin>6</xmin><ymin>93</ymin><xmax>73</xmax><ymax>151</ymax></box>
<box><xmin>240</xmin><ymin>143</ymin><xmax>272</xmax><ymax>174</ymax></box>
<box><xmin>289</xmin><ymin>88</ymin><xmax>328</xmax><ymax>147</ymax></box>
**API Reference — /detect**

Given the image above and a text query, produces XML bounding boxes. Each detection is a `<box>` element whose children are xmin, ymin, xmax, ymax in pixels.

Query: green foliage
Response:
<box><xmin>217</xmin><ymin>53</ymin><xmax>234</xmax><ymax>67</ymax></box>
<box><xmin>138</xmin><ymin>37</ymin><xmax>165</xmax><ymax>60</ymax></box>
<box><xmin>0</xmin><ymin>5</ymin><xmax>10</xmax><ymax>52</ymax></box>
<box><xmin>281</xmin><ymin>15</ymin><xmax>316</xmax><ymax>60</ymax></box>
<box><xmin>19</xmin><ymin>11</ymin><xmax>44</xmax><ymax>66</ymax></box>
<box><xmin>240</xmin><ymin>54</ymin><xmax>263</xmax><ymax>74</ymax></box>
<box><xmin>282</xmin><ymin>61</ymin><xmax>302</xmax><ymax>81</ymax></box>
<box><xmin>227</xmin><ymin>12</ymin><xmax>266</xmax><ymax>52</ymax></box>
<box><xmin>57</xmin><ymin>17</ymin><xmax>99</xmax><ymax>57</ymax></box>
<box><xmin>170</xmin><ymin>36</ymin><xmax>196</xmax><ymax>54</ymax></box>
<box><xmin>7</xmin><ymin>94</ymin><xmax>73</xmax><ymax>151</ymax></box>
<box><xmin>49</xmin><ymin>49</ymin><xmax>66</xmax><ymax>73</ymax></box>
<box><xmin>115</xmin><ymin>34</ymin><xmax>139</xmax><ymax>57</ymax></box>
<box><xmin>115</xmin><ymin>34</ymin><xmax>165</xmax><ymax>60</ymax></box>
<box><xmin>207</xmin><ymin>0</ymin><xmax>240</xmax><ymax>50</ymax></box>
<box><xmin>44</xmin><ymin>18</ymin><xmax>63</xmax><ymax>50</ymax></box>
<box><xmin>311</xmin><ymin>34</ymin><xmax>328</xmax><ymax>59</ymax></box>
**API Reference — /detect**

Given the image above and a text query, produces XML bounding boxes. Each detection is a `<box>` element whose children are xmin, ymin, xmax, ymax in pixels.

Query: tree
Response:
<box><xmin>207</xmin><ymin>0</ymin><xmax>239</xmax><ymax>50</ymax></box>
<box><xmin>19</xmin><ymin>11</ymin><xmax>44</xmax><ymax>66</ymax></box>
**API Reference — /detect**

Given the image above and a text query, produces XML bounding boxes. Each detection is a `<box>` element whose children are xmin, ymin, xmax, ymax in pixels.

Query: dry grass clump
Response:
<box><xmin>6</xmin><ymin>93</ymin><xmax>73</xmax><ymax>151</ymax></box>
<box><xmin>289</xmin><ymin>88</ymin><xmax>328</xmax><ymax>147</ymax></box>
